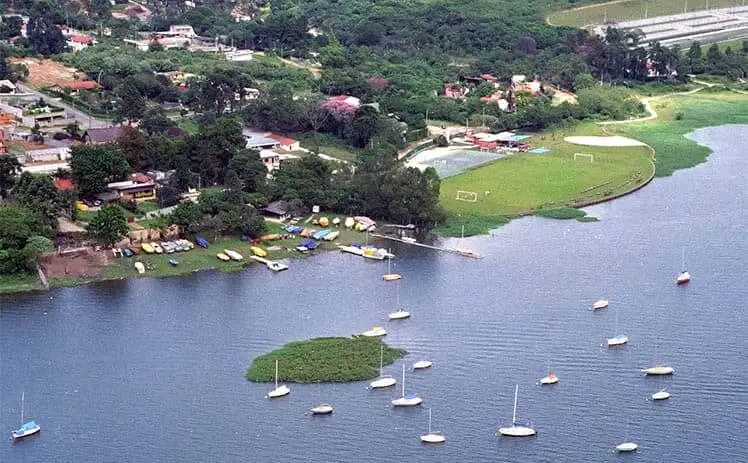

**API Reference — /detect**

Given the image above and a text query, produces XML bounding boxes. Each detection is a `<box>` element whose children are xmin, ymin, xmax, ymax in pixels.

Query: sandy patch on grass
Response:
<box><xmin>564</xmin><ymin>135</ymin><xmax>646</xmax><ymax>147</ymax></box>
<box><xmin>9</xmin><ymin>58</ymin><xmax>81</xmax><ymax>88</ymax></box>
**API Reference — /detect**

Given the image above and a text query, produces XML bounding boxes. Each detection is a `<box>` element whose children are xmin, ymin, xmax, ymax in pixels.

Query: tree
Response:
<box><xmin>686</xmin><ymin>42</ymin><xmax>705</xmax><ymax>74</ymax></box>
<box><xmin>0</xmin><ymin>50</ymin><xmax>8</xmax><ymax>80</ymax></box>
<box><xmin>115</xmin><ymin>78</ymin><xmax>146</xmax><ymax>123</ymax></box>
<box><xmin>0</xmin><ymin>156</ymin><xmax>21</xmax><ymax>199</ymax></box>
<box><xmin>227</xmin><ymin>149</ymin><xmax>266</xmax><ymax>193</ymax></box>
<box><xmin>157</xmin><ymin>177</ymin><xmax>183</xmax><ymax>208</ymax></box>
<box><xmin>65</xmin><ymin>121</ymin><xmax>82</xmax><ymax>139</ymax></box>
<box><xmin>139</xmin><ymin>107</ymin><xmax>173</xmax><ymax>135</ymax></box>
<box><xmin>0</xmin><ymin>204</ymin><xmax>53</xmax><ymax>274</ymax></box>
<box><xmin>186</xmin><ymin>117</ymin><xmax>245</xmax><ymax>185</ymax></box>
<box><xmin>303</xmin><ymin>98</ymin><xmax>331</xmax><ymax>132</ymax></box>
<box><xmin>170</xmin><ymin>202</ymin><xmax>203</xmax><ymax>234</ymax></box>
<box><xmin>346</xmin><ymin>106</ymin><xmax>380</xmax><ymax>148</ymax></box>
<box><xmin>117</xmin><ymin>126</ymin><xmax>148</xmax><ymax>170</ymax></box>
<box><xmin>23</xmin><ymin>235</ymin><xmax>53</xmax><ymax>263</ymax></box>
<box><xmin>26</xmin><ymin>15</ymin><xmax>66</xmax><ymax>55</ymax></box>
<box><xmin>70</xmin><ymin>144</ymin><xmax>130</xmax><ymax>198</ymax></box>
<box><xmin>11</xmin><ymin>172</ymin><xmax>68</xmax><ymax>219</ymax></box>
<box><xmin>87</xmin><ymin>204</ymin><xmax>128</xmax><ymax>245</ymax></box>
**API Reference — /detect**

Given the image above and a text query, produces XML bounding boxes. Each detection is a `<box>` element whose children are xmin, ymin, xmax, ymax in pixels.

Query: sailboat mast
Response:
<box><xmin>428</xmin><ymin>408</ymin><xmax>432</xmax><ymax>433</ymax></box>
<box><xmin>21</xmin><ymin>391</ymin><xmax>24</xmax><ymax>423</ymax></box>
<box><xmin>379</xmin><ymin>345</ymin><xmax>384</xmax><ymax>376</ymax></box>
<box><xmin>274</xmin><ymin>359</ymin><xmax>279</xmax><ymax>389</ymax></box>
<box><xmin>681</xmin><ymin>248</ymin><xmax>685</xmax><ymax>271</ymax></box>
<box><xmin>402</xmin><ymin>364</ymin><xmax>406</xmax><ymax>396</ymax></box>
<box><xmin>512</xmin><ymin>384</ymin><xmax>518</xmax><ymax>423</ymax></box>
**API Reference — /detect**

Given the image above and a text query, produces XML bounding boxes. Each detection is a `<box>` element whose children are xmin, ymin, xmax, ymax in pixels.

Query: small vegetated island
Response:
<box><xmin>246</xmin><ymin>337</ymin><xmax>406</xmax><ymax>383</ymax></box>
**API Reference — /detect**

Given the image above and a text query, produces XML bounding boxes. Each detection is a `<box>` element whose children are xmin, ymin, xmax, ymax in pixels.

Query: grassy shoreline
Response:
<box><xmin>246</xmin><ymin>337</ymin><xmax>407</xmax><ymax>383</ymax></box>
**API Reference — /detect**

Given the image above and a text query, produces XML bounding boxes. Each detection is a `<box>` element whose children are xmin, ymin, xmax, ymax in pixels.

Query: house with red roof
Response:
<box><xmin>51</xmin><ymin>81</ymin><xmax>99</xmax><ymax>95</ymax></box>
<box><xmin>268</xmin><ymin>134</ymin><xmax>299</xmax><ymax>152</ymax></box>
<box><xmin>66</xmin><ymin>34</ymin><xmax>96</xmax><ymax>52</ymax></box>
<box><xmin>322</xmin><ymin>95</ymin><xmax>361</xmax><ymax>115</ymax></box>
<box><xmin>54</xmin><ymin>177</ymin><xmax>75</xmax><ymax>191</ymax></box>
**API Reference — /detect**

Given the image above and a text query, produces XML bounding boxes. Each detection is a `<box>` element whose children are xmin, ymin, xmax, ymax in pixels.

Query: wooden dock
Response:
<box><xmin>249</xmin><ymin>255</ymin><xmax>289</xmax><ymax>271</ymax></box>
<box><xmin>369</xmin><ymin>233</ymin><xmax>482</xmax><ymax>259</ymax></box>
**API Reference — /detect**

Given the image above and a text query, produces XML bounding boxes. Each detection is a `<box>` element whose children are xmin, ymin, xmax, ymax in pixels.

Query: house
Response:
<box><xmin>0</xmin><ymin>80</ymin><xmax>17</xmax><ymax>94</ymax></box>
<box><xmin>244</xmin><ymin>131</ymin><xmax>280</xmax><ymax>150</ymax></box>
<box><xmin>164</xmin><ymin>25</ymin><xmax>197</xmax><ymax>38</ymax></box>
<box><xmin>85</xmin><ymin>126</ymin><xmax>123</xmax><ymax>144</ymax></box>
<box><xmin>261</xmin><ymin>200</ymin><xmax>290</xmax><ymax>220</ymax></box>
<box><xmin>106</xmin><ymin>179</ymin><xmax>157</xmax><ymax>202</ymax></box>
<box><xmin>66</xmin><ymin>34</ymin><xmax>96</xmax><ymax>52</ymax></box>
<box><xmin>95</xmin><ymin>190</ymin><xmax>120</xmax><ymax>204</ymax></box>
<box><xmin>259</xmin><ymin>149</ymin><xmax>281</xmax><ymax>170</ymax></box>
<box><xmin>52</xmin><ymin>81</ymin><xmax>98</xmax><ymax>95</ymax></box>
<box><xmin>0</xmin><ymin>129</ymin><xmax>6</xmax><ymax>154</ymax></box>
<box><xmin>225</xmin><ymin>49</ymin><xmax>253</xmax><ymax>61</ymax></box>
<box><xmin>510</xmin><ymin>75</ymin><xmax>542</xmax><ymax>96</ymax></box>
<box><xmin>268</xmin><ymin>134</ymin><xmax>299</xmax><ymax>152</ymax></box>
<box><xmin>443</xmin><ymin>83</ymin><xmax>468</xmax><ymax>99</ymax></box>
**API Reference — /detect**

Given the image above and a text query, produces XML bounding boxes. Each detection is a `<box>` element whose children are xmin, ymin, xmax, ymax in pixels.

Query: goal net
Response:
<box><xmin>574</xmin><ymin>153</ymin><xmax>594</xmax><ymax>162</ymax></box>
<box><xmin>456</xmin><ymin>190</ymin><xmax>478</xmax><ymax>202</ymax></box>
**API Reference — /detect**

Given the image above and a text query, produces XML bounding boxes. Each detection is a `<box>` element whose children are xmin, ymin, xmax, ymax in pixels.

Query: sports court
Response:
<box><xmin>406</xmin><ymin>147</ymin><xmax>510</xmax><ymax>178</ymax></box>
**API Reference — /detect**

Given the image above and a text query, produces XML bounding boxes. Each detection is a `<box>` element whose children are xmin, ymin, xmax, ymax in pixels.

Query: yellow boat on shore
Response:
<box><xmin>250</xmin><ymin>246</ymin><xmax>267</xmax><ymax>257</ymax></box>
<box><xmin>217</xmin><ymin>253</ymin><xmax>231</xmax><ymax>261</ymax></box>
<box><xmin>141</xmin><ymin>243</ymin><xmax>154</xmax><ymax>254</ymax></box>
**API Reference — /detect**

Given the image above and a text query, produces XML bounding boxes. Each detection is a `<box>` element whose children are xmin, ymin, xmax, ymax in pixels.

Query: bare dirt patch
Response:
<box><xmin>564</xmin><ymin>135</ymin><xmax>646</xmax><ymax>147</ymax></box>
<box><xmin>40</xmin><ymin>248</ymin><xmax>112</xmax><ymax>279</ymax></box>
<box><xmin>9</xmin><ymin>58</ymin><xmax>82</xmax><ymax>88</ymax></box>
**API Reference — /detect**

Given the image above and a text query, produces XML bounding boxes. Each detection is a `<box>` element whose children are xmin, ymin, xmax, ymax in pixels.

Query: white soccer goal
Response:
<box><xmin>456</xmin><ymin>190</ymin><xmax>478</xmax><ymax>202</ymax></box>
<box><xmin>573</xmin><ymin>153</ymin><xmax>594</xmax><ymax>162</ymax></box>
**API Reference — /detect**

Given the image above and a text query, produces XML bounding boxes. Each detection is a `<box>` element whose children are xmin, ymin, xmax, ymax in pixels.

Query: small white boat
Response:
<box><xmin>362</xmin><ymin>248</ymin><xmax>385</xmax><ymax>260</ymax></box>
<box><xmin>344</xmin><ymin>217</ymin><xmax>355</xmax><ymax>228</ymax></box>
<box><xmin>652</xmin><ymin>388</ymin><xmax>671</xmax><ymax>401</ymax></box>
<box><xmin>224</xmin><ymin>249</ymin><xmax>243</xmax><ymax>261</ymax></box>
<box><xmin>361</xmin><ymin>326</ymin><xmax>387</xmax><ymax>337</ymax></box>
<box><xmin>392</xmin><ymin>365</ymin><xmax>422</xmax><ymax>407</ymax></box>
<box><xmin>592</xmin><ymin>299</ymin><xmax>609</xmax><ymax>310</ymax></box>
<box><xmin>402</xmin><ymin>237</ymin><xmax>417</xmax><ymax>244</ymax></box>
<box><xmin>616</xmin><ymin>442</ymin><xmax>638</xmax><ymax>452</ymax></box>
<box><xmin>151</xmin><ymin>242</ymin><xmax>163</xmax><ymax>254</ymax></box>
<box><xmin>388</xmin><ymin>310</ymin><xmax>410</xmax><ymax>320</ymax></box>
<box><xmin>413</xmin><ymin>360</ymin><xmax>432</xmax><ymax>370</ymax></box>
<box><xmin>338</xmin><ymin>245</ymin><xmax>364</xmax><ymax>256</ymax></box>
<box><xmin>11</xmin><ymin>392</ymin><xmax>40</xmax><ymax>440</ymax></box>
<box><xmin>369</xmin><ymin>345</ymin><xmax>397</xmax><ymax>389</ymax></box>
<box><xmin>538</xmin><ymin>372</ymin><xmax>559</xmax><ymax>385</ymax></box>
<box><xmin>310</xmin><ymin>404</ymin><xmax>334</xmax><ymax>415</ymax></box>
<box><xmin>420</xmin><ymin>408</ymin><xmax>445</xmax><ymax>444</ymax></box>
<box><xmin>607</xmin><ymin>334</ymin><xmax>629</xmax><ymax>346</ymax></box>
<box><xmin>323</xmin><ymin>231</ymin><xmax>340</xmax><ymax>241</ymax></box>
<box><xmin>498</xmin><ymin>385</ymin><xmax>536</xmax><ymax>437</ymax></box>
<box><xmin>642</xmin><ymin>365</ymin><xmax>674</xmax><ymax>376</ymax></box>
<box><xmin>676</xmin><ymin>271</ymin><xmax>691</xmax><ymax>285</ymax></box>
<box><xmin>134</xmin><ymin>262</ymin><xmax>145</xmax><ymax>274</ymax></box>
<box><xmin>383</xmin><ymin>273</ymin><xmax>402</xmax><ymax>281</ymax></box>
<box><xmin>267</xmin><ymin>359</ymin><xmax>290</xmax><ymax>398</ymax></box>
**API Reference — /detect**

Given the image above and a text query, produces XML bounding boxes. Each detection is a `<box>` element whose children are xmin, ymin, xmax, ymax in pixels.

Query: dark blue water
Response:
<box><xmin>2</xmin><ymin>125</ymin><xmax>747</xmax><ymax>462</ymax></box>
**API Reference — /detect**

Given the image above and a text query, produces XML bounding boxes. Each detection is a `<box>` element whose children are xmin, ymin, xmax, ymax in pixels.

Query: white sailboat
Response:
<box><xmin>310</xmin><ymin>404</ymin><xmax>334</xmax><ymax>415</ymax></box>
<box><xmin>383</xmin><ymin>253</ymin><xmax>402</xmax><ymax>281</ymax></box>
<box><xmin>361</xmin><ymin>326</ymin><xmax>387</xmax><ymax>337</ymax></box>
<box><xmin>369</xmin><ymin>345</ymin><xmax>397</xmax><ymax>389</ymax></box>
<box><xmin>616</xmin><ymin>421</ymin><xmax>638</xmax><ymax>452</ymax></box>
<box><xmin>676</xmin><ymin>248</ymin><xmax>691</xmax><ymax>285</ymax></box>
<box><xmin>498</xmin><ymin>385</ymin><xmax>536</xmax><ymax>437</ymax></box>
<box><xmin>392</xmin><ymin>364</ymin><xmax>422</xmax><ymax>407</ymax></box>
<box><xmin>11</xmin><ymin>392</ymin><xmax>40</xmax><ymax>439</ymax></box>
<box><xmin>642</xmin><ymin>333</ymin><xmax>674</xmax><ymax>376</ymax></box>
<box><xmin>538</xmin><ymin>352</ymin><xmax>559</xmax><ymax>385</ymax></box>
<box><xmin>266</xmin><ymin>359</ymin><xmax>290</xmax><ymax>398</ymax></box>
<box><xmin>607</xmin><ymin>306</ymin><xmax>628</xmax><ymax>347</ymax></box>
<box><xmin>420</xmin><ymin>408</ymin><xmax>446</xmax><ymax>443</ymax></box>
<box><xmin>592</xmin><ymin>299</ymin><xmax>609</xmax><ymax>310</ymax></box>
<box><xmin>413</xmin><ymin>360</ymin><xmax>433</xmax><ymax>370</ymax></box>
<box><xmin>388</xmin><ymin>281</ymin><xmax>410</xmax><ymax>320</ymax></box>
<box><xmin>651</xmin><ymin>388</ymin><xmax>671</xmax><ymax>401</ymax></box>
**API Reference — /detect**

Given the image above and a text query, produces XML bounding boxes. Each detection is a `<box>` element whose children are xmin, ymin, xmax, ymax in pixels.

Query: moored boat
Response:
<box><xmin>498</xmin><ymin>385</ymin><xmax>536</xmax><ymax>437</ymax></box>
<box><xmin>224</xmin><ymin>249</ymin><xmax>243</xmax><ymax>261</ymax></box>
<box><xmin>607</xmin><ymin>334</ymin><xmax>629</xmax><ymax>347</ymax></box>
<box><xmin>651</xmin><ymin>388</ymin><xmax>671</xmax><ymax>401</ymax></box>
<box><xmin>361</xmin><ymin>326</ymin><xmax>387</xmax><ymax>337</ymax></box>
<box><xmin>392</xmin><ymin>365</ymin><xmax>422</xmax><ymax>407</ymax></box>
<box><xmin>312</xmin><ymin>229</ymin><xmax>331</xmax><ymax>240</ymax></box>
<box><xmin>134</xmin><ymin>262</ymin><xmax>145</xmax><ymax>274</ymax></box>
<box><xmin>11</xmin><ymin>393</ymin><xmax>40</xmax><ymax>440</ymax></box>
<box><xmin>323</xmin><ymin>231</ymin><xmax>340</xmax><ymax>241</ymax></box>
<box><xmin>420</xmin><ymin>408</ymin><xmax>445</xmax><ymax>444</ymax></box>
<box><xmin>217</xmin><ymin>253</ymin><xmax>231</xmax><ymax>261</ymax></box>
<box><xmin>642</xmin><ymin>365</ymin><xmax>674</xmax><ymax>376</ymax></box>
<box><xmin>538</xmin><ymin>372</ymin><xmax>559</xmax><ymax>385</ymax></box>
<box><xmin>339</xmin><ymin>245</ymin><xmax>364</xmax><ymax>256</ymax></box>
<box><xmin>141</xmin><ymin>243</ymin><xmax>154</xmax><ymax>254</ymax></box>
<box><xmin>310</xmin><ymin>404</ymin><xmax>334</xmax><ymax>415</ymax></box>
<box><xmin>122</xmin><ymin>248</ymin><xmax>133</xmax><ymax>257</ymax></box>
<box><xmin>616</xmin><ymin>442</ymin><xmax>638</xmax><ymax>452</ymax></box>
<box><xmin>195</xmin><ymin>236</ymin><xmax>209</xmax><ymax>248</ymax></box>
<box><xmin>250</xmin><ymin>246</ymin><xmax>267</xmax><ymax>257</ymax></box>
<box><xmin>676</xmin><ymin>271</ymin><xmax>691</xmax><ymax>285</ymax></box>
<box><xmin>413</xmin><ymin>360</ymin><xmax>432</xmax><ymax>370</ymax></box>
<box><xmin>267</xmin><ymin>261</ymin><xmax>288</xmax><ymax>272</ymax></box>
<box><xmin>151</xmin><ymin>242</ymin><xmax>163</xmax><ymax>254</ymax></box>
<box><xmin>168</xmin><ymin>259</ymin><xmax>179</xmax><ymax>266</ymax></box>
<box><xmin>592</xmin><ymin>299</ymin><xmax>608</xmax><ymax>310</ymax></box>
<box><xmin>267</xmin><ymin>359</ymin><xmax>290</xmax><ymax>399</ymax></box>
<box><xmin>369</xmin><ymin>345</ymin><xmax>397</xmax><ymax>389</ymax></box>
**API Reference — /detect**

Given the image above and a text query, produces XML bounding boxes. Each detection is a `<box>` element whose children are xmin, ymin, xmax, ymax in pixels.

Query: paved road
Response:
<box><xmin>16</xmin><ymin>82</ymin><xmax>110</xmax><ymax>129</ymax></box>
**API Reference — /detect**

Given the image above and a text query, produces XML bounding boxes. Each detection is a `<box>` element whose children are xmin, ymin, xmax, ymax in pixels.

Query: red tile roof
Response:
<box><xmin>268</xmin><ymin>134</ymin><xmax>297</xmax><ymax>146</ymax></box>
<box><xmin>69</xmin><ymin>34</ymin><xmax>93</xmax><ymax>44</ymax></box>
<box><xmin>55</xmin><ymin>81</ymin><xmax>98</xmax><ymax>91</ymax></box>
<box><xmin>54</xmin><ymin>178</ymin><xmax>75</xmax><ymax>191</ymax></box>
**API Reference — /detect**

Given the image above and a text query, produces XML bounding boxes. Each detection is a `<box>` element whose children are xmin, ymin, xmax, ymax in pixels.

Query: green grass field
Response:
<box><xmin>0</xmin><ymin>274</ymin><xmax>42</xmax><ymax>294</ymax></box>
<box><xmin>246</xmin><ymin>337</ymin><xmax>407</xmax><ymax>383</ymax></box>
<box><xmin>609</xmin><ymin>91</ymin><xmax>748</xmax><ymax>176</ymax></box>
<box><xmin>437</xmin><ymin>124</ymin><xmax>653</xmax><ymax>235</ymax></box>
<box><xmin>548</xmin><ymin>0</ymin><xmax>741</xmax><ymax>27</ymax></box>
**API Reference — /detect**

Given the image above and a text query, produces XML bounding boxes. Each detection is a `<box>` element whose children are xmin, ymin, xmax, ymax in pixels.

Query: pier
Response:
<box><xmin>369</xmin><ymin>233</ymin><xmax>482</xmax><ymax>258</ymax></box>
<box><xmin>249</xmin><ymin>255</ymin><xmax>289</xmax><ymax>271</ymax></box>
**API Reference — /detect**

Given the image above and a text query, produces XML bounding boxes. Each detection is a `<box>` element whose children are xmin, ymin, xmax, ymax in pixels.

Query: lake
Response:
<box><xmin>2</xmin><ymin>125</ymin><xmax>747</xmax><ymax>462</ymax></box>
